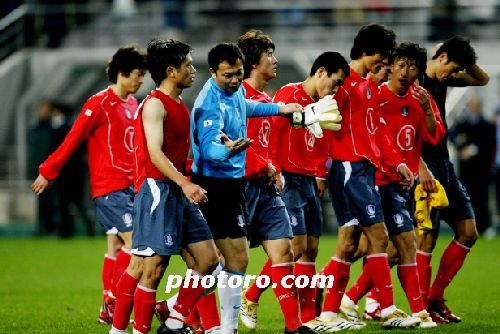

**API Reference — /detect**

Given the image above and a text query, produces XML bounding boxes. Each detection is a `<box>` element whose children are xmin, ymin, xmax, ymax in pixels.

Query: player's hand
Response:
<box><xmin>411</xmin><ymin>85</ymin><xmax>432</xmax><ymax>114</ymax></box>
<box><xmin>316</xmin><ymin>178</ymin><xmax>327</xmax><ymax>198</ymax></box>
<box><xmin>397</xmin><ymin>164</ymin><xmax>414</xmax><ymax>189</ymax></box>
<box><xmin>266</xmin><ymin>163</ymin><xmax>277</xmax><ymax>185</ymax></box>
<box><xmin>221</xmin><ymin>133</ymin><xmax>253</xmax><ymax>154</ymax></box>
<box><xmin>279</xmin><ymin>103</ymin><xmax>303</xmax><ymax>115</ymax></box>
<box><xmin>181</xmin><ymin>180</ymin><xmax>208</xmax><ymax>205</ymax></box>
<box><xmin>418</xmin><ymin>163</ymin><xmax>438</xmax><ymax>193</ymax></box>
<box><xmin>275</xmin><ymin>172</ymin><xmax>284</xmax><ymax>192</ymax></box>
<box><xmin>293</xmin><ymin>96</ymin><xmax>342</xmax><ymax>138</ymax></box>
<box><xmin>32</xmin><ymin>174</ymin><xmax>50</xmax><ymax>195</ymax></box>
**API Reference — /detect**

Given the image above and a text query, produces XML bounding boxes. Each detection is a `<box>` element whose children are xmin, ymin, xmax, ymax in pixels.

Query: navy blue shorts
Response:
<box><xmin>328</xmin><ymin>161</ymin><xmax>384</xmax><ymax>227</ymax></box>
<box><xmin>131</xmin><ymin>179</ymin><xmax>213</xmax><ymax>257</ymax></box>
<box><xmin>94</xmin><ymin>186</ymin><xmax>134</xmax><ymax>234</ymax></box>
<box><xmin>245</xmin><ymin>179</ymin><xmax>293</xmax><ymax>248</ymax></box>
<box><xmin>281</xmin><ymin>171</ymin><xmax>322</xmax><ymax>237</ymax></box>
<box><xmin>424</xmin><ymin>160</ymin><xmax>475</xmax><ymax>231</ymax></box>
<box><xmin>191</xmin><ymin>174</ymin><xmax>248</xmax><ymax>240</ymax></box>
<box><xmin>378</xmin><ymin>183</ymin><xmax>414</xmax><ymax>236</ymax></box>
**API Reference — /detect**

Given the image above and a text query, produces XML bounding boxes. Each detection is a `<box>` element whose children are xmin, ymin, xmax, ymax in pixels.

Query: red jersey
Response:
<box><xmin>134</xmin><ymin>89</ymin><xmax>190</xmax><ymax>192</ymax></box>
<box><xmin>243</xmin><ymin>81</ymin><xmax>273</xmax><ymax>179</ymax></box>
<box><xmin>270</xmin><ymin>83</ymin><xmax>328</xmax><ymax>177</ymax></box>
<box><xmin>376</xmin><ymin>84</ymin><xmax>446</xmax><ymax>185</ymax></box>
<box><xmin>39</xmin><ymin>87</ymin><xmax>137</xmax><ymax>198</ymax></box>
<box><xmin>327</xmin><ymin>69</ymin><xmax>403</xmax><ymax>175</ymax></box>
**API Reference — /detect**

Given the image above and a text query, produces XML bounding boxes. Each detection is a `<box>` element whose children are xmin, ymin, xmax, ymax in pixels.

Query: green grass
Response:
<box><xmin>0</xmin><ymin>236</ymin><xmax>499</xmax><ymax>333</ymax></box>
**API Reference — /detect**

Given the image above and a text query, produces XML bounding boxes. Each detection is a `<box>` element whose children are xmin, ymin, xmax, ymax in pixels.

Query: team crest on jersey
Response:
<box><xmin>366</xmin><ymin>204</ymin><xmax>376</xmax><ymax>217</ymax></box>
<box><xmin>401</xmin><ymin>105</ymin><xmax>409</xmax><ymax>117</ymax></box>
<box><xmin>124</xmin><ymin>108</ymin><xmax>132</xmax><ymax>119</ymax></box>
<box><xmin>237</xmin><ymin>215</ymin><xmax>245</xmax><ymax>228</ymax></box>
<box><xmin>393</xmin><ymin>213</ymin><xmax>404</xmax><ymax>227</ymax></box>
<box><xmin>305</xmin><ymin>131</ymin><xmax>315</xmax><ymax>152</ymax></box>
<box><xmin>366</xmin><ymin>88</ymin><xmax>372</xmax><ymax>100</ymax></box>
<box><xmin>258</xmin><ymin>119</ymin><xmax>271</xmax><ymax>147</ymax></box>
<box><xmin>290</xmin><ymin>216</ymin><xmax>298</xmax><ymax>227</ymax></box>
<box><xmin>164</xmin><ymin>234</ymin><xmax>173</xmax><ymax>247</ymax></box>
<box><xmin>124</xmin><ymin>126</ymin><xmax>135</xmax><ymax>152</ymax></box>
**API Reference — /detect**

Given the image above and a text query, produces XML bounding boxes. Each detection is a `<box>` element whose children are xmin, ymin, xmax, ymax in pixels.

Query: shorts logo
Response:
<box><xmin>393</xmin><ymin>213</ymin><xmax>404</xmax><ymax>227</ymax></box>
<box><xmin>164</xmin><ymin>234</ymin><xmax>173</xmax><ymax>247</ymax></box>
<box><xmin>366</xmin><ymin>204</ymin><xmax>376</xmax><ymax>217</ymax></box>
<box><xmin>290</xmin><ymin>216</ymin><xmax>298</xmax><ymax>227</ymax></box>
<box><xmin>122</xmin><ymin>213</ymin><xmax>132</xmax><ymax>228</ymax></box>
<box><xmin>203</xmin><ymin>120</ymin><xmax>213</xmax><ymax>127</ymax></box>
<box><xmin>237</xmin><ymin>215</ymin><xmax>245</xmax><ymax>228</ymax></box>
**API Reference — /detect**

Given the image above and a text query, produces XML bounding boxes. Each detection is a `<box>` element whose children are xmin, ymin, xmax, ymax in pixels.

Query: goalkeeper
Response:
<box><xmin>269</xmin><ymin>52</ymin><xmax>352</xmax><ymax>325</ymax></box>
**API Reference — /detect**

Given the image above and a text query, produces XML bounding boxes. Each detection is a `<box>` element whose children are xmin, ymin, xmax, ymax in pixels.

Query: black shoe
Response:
<box><xmin>157</xmin><ymin>324</ymin><xmax>195</xmax><ymax>334</ymax></box>
<box><xmin>284</xmin><ymin>325</ymin><xmax>319</xmax><ymax>334</ymax></box>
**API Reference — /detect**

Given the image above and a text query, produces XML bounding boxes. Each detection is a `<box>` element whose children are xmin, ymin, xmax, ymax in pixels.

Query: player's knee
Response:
<box><xmin>302</xmin><ymin>246</ymin><xmax>318</xmax><ymax>262</ymax></box>
<box><xmin>199</xmin><ymin>253</ymin><xmax>219</xmax><ymax>275</ymax></box>
<box><xmin>457</xmin><ymin>230</ymin><xmax>478</xmax><ymax>248</ymax></box>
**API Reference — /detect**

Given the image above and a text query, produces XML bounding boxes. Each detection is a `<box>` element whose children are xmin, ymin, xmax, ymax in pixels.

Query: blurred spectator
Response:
<box><xmin>112</xmin><ymin>0</ymin><xmax>137</xmax><ymax>19</ymax></box>
<box><xmin>161</xmin><ymin>0</ymin><xmax>186</xmax><ymax>28</ymax></box>
<box><xmin>428</xmin><ymin>0</ymin><xmax>458</xmax><ymax>41</ymax></box>
<box><xmin>452</xmin><ymin>95</ymin><xmax>496</xmax><ymax>235</ymax></box>
<box><xmin>28</xmin><ymin>100</ymin><xmax>56</xmax><ymax>235</ymax></box>
<box><xmin>50</xmin><ymin>102</ymin><xmax>95</xmax><ymax>237</ymax></box>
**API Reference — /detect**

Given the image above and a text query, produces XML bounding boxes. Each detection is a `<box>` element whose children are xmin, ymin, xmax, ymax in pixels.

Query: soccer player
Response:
<box><xmin>417</xmin><ymin>36</ymin><xmax>489</xmax><ymax>323</ymax></box>
<box><xmin>31</xmin><ymin>45</ymin><xmax>147</xmax><ymax>324</ymax></box>
<box><xmin>340</xmin><ymin>43</ymin><xmax>446</xmax><ymax>328</ymax></box>
<box><xmin>236</xmin><ymin>29</ymin><xmax>323</xmax><ymax>334</ymax></box>
<box><xmin>109</xmin><ymin>39</ymin><xmax>219</xmax><ymax>334</ymax></box>
<box><xmin>266</xmin><ymin>51</ymin><xmax>359</xmax><ymax>332</ymax></box>
<box><xmin>190</xmin><ymin>42</ymin><xmax>303</xmax><ymax>334</ymax></box>
<box><xmin>317</xmin><ymin>24</ymin><xmax>421</xmax><ymax>329</ymax></box>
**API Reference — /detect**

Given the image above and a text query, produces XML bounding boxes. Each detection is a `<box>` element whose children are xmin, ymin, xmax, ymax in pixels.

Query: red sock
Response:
<box><xmin>133</xmin><ymin>285</ymin><xmax>157</xmax><ymax>333</ymax></box>
<box><xmin>397</xmin><ymin>264</ymin><xmax>425</xmax><ymax>314</ymax></box>
<box><xmin>322</xmin><ymin>258</ymin><xmax>351</xmax><ymax>314</ymax></box>
<box><xmin>294</xmin><ymin>262</ymin><xmax>317</xmax><ymax>323</ymax></box>
<box><xmin>102</xmin><ymin>255</ymin><xmax>116</xmax><ymax>292</ymax></box>
<box><xmin>416</xmin><ymin>251</ymin><xmax>432</xmax><ymax>308</ymax></box>
<box><xmin>185</xmin><ymin>303</ymin><xmax>201</xmax><ymax>327</ymax></box>
<box><xmin>112</xmin><ymin>272</ymin><xmax>139</xmax><ymax>330</ymax></box>
<box><xmin>111</xmin><ymin>248</ymin><xmax>131</xmax><ymax>297</ymax></box>
<box><xmin>366</xmin><ymin>254</ymin><xmax>394</xmax><ymax>310</ymax></box>
<box><xmin>345</xmin><ymin>264</ymin><xmax>372</xmax><ymax>304</ymax></box>
<box><xmin>197</xmin><ymin>292</ymin><xmax>220</xmax><ymax>331</ymax></box>
<box><xmin>245</xmin><ymin>258</ymin><xmax>272</xmax><ymax>303</ymax></box>
<box><xmin>271</xmin><ymin>263</ymin><xmax>301</xmax><ymax>331</ymax></box>
<box><xmin>429</xmin><ymin>240</ymin><xmax>470</xmax><ymax>301</ymax></box>
<box><xmin>173</xmin><ymin>271</ymin><xmax>206</xmax><ymax>318</ymax></box>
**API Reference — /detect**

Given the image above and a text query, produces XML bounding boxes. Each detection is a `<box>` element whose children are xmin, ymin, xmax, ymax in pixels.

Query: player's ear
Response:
<box><xmin>166</xmin><ymin>65</ymin><xmax>175</xmax><ymax>78</ymax></box>
<box><xmin>209</xmin><ymin>68</ymin><xmax>216</xmax><ymax>78</ymax></box>
<box><xmin>438</xmin><ymin>52</ymin><xmax>448</xmax><ymax>64</ymax></box>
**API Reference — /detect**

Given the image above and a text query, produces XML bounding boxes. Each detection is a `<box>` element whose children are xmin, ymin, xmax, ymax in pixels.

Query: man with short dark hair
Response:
<box><xmin>190</xmin><ymin>42</ymin><xmax>303</xmax><ymax>334</ymax></box>
<box><xmin>416</xmin><ymin>36</ymin><xmax>489</xmax><ymax>323</ymax></box>
<box><xmin>32</xmin><ymin>44</ymin><xmax>147</xmax><ymax>324</ymax></box>
<box><xmin>109</xmin><ymin>38</ymin><xmax>219</xmax><ymax>334</ymax></box>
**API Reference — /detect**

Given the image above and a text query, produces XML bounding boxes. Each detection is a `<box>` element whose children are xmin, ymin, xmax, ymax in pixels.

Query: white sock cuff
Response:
<box><xmin>366</xmin><ymin>253</ymin><xmax>388</xmax><ymax>259</ymax></box>
<box><xmin>452</xmin><ymin>239</ymin><xmax>471</xmax><ymax>251</ymax></box>
<box><xmin>137</xmin><ymin>284</ymin><xmax>156</xmax><ymax>293</ymax></box>
<box><xmin>105</xmin><ymin>254</ymin><xmax>117</xmax><ymax>260</ymax></box>
<box><xmin>331</xmin><ymin>257</ymin><xmax>352</xmax><ymax>265</ymax></box>
<box><xmin>416</xmin><ymin>250</ymin><xmax>432</xmax><ymax>257</ymax></box>
<box><xmin>398</xmin><ymin>263</ymin><xmax>417</xmax><ymax>267</ymax></box>
<box><xmin>295</xmin><ymin>261</ymin><xmax>315</xmax><ymax>266</ymax></box>
<box><xmin>271</xmin><ymin>262</ymin><xmax>294</xmax><ymax>267</ymax></box>
<box><xmin>120</xmin><ymin>247</ymin><xmax>131</xmax><ymax>255</ymax></box>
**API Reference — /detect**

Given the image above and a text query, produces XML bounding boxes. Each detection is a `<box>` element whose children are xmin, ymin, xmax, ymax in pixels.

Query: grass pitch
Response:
<box><xmin>0</xmin><ymin>235</ymin><xmax>499</xmax><ymax>333</ymax></box>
